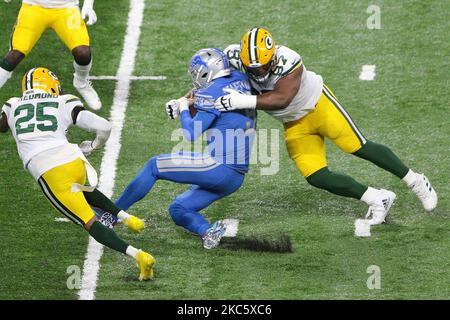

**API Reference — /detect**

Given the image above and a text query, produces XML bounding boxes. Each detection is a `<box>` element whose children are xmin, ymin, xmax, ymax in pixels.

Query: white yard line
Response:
<box><xmin>359</xmin><ymin>65</ymin><xmax>376</xmax><ymax>81</ymax></box>
<box><xmin>89</xmin><ymin>75</ymin><xmax>166</xmax><ymax>81</ymax></box>
<box><xmin>78</xmin><ymin>0</ymin><xmax>146</xmax><ymax>300</ymax></box>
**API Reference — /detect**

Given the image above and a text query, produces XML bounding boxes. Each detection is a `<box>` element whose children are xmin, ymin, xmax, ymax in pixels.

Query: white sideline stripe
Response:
<box><xmin>78</xmin><ymin>0</ymin><xmax>145</xmax><ymax>301</ymax></box>
<box><xmin>89</xmin><ymin>75</ymin><xmax>167</xmax><ymax>81</ymax></box>
<box><xmin>223</xmin><ymin>219</ymin><xmax>239</xmax><ymax>238</ymax></box>
<box><xmin>359</xmin><ymin>65</ymin><xmax>376</xmax><ymax>81</ymax></box>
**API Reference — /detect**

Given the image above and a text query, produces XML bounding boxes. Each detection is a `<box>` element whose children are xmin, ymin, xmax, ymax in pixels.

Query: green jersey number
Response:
<box><xmin>15</xmin><ymin>102</ymin><xmax>59</xmax><ymax>135</ymax></box>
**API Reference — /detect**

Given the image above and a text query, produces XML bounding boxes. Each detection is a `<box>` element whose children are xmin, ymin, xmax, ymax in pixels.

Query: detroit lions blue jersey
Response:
<box><xmin>192</xmin><ymin>70</ymin><xmax>256</xmax><ymax>173</ymax></box>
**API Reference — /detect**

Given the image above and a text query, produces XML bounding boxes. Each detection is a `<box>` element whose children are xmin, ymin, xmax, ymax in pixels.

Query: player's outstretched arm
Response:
<box><xmin>73</xmin><ymin>108</ymin><xmax>111</xmax><ymax>155</ymax></box>
<box><xmin>215</xmin><ymin>65</ymin><xmax>303</xmax><ymax>112</ymax></box>
<box><xmin>82</xmin><ymin>0</ymin><xmax>98</xmax><ymax>26</ymax></box>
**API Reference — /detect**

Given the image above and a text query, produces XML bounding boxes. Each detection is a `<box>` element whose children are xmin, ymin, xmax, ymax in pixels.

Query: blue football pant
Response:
<box><xmin>115</xmin><ymin>152</ymin><xmax>245</xmax><ymax>236</ymax></box>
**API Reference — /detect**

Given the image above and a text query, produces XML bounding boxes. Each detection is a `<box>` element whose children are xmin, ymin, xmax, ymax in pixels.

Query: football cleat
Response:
<box><xmin>410</xmin><ymin>173</ymin><xmax>437</xmax><ymax>211</ymax></box>
<box><xmin>135</xmin><ymin>250</ymin><xmax>155</xmax><ymax>281</ymax></box>
<box><xmin>73</xmin><ymin>77</ymin><xmax>102</xmax><ymax>110</ymax></box>
<box><xmin>365</xmin><ymin>189</ymin><xmax>397</xmax><ymax>225</ymax></box>
<box><xmin>202</xmin><ymin>220</ymin><xmax>227</xmax><ymax>249</ymax></box>
<box><xmin>122</xmin><ymin>215</ymin><xmax>145</xmax><ymax>233</ymax></box>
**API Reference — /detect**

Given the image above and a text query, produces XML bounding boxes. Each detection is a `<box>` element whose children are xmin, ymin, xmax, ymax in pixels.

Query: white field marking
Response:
<box><xmin>359</xmin><ymin>65</ymin><xmax>376</xmax><ymax>81</ymax></box>
<box><xmin>54</xmin><ymin>217</ymin><xmax>70</xmax><ymax>223</ymax></box>
<box><xmin>78</xmin><ymin>0</ymin><xmax>146</xmax><ymax>301</ymax></box>
<box><xmin>223</xmin><ymin>219</ymin><xmax>239</xmax><ymax>237</ymax></box>
<box><xmin>89</xmin><ymin>75</ymin><xmax>166</xmax><ymax>81</ymax></box>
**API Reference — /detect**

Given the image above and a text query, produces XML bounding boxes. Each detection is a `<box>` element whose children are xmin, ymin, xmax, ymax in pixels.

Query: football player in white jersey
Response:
<box><xmin>0</xmin><ymin>0</ymin><xmax>101</xmax><ymax>110</ymax></box>
<box><xmin>0</xmin><ymin>67</ymin><xmax>155</xmax><ymax>281</ymax></box>
<box><xmin>215</xmin><ymin>27</ymin><xmax>437</xmax><ymax>224</ymax></box>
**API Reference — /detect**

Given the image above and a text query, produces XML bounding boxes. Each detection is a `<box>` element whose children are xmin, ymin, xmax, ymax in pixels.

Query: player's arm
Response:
<box><xmin>73</xmin><ymin>107</ymin><xmax>112</xmax><ymax>155</ymax></box>
<box><xmin>0</xmin><ymin>112</ymin><xmax>9</xmax><ymax>133</ymax></box>
<box><xmin>81</xmin><ymin>0</ymin><xmax>97</xmax><ymax>26</ymax></box>
<box><xmin>179</xmin><ymin>100</ymin><xmax>217</xmax><ymax>142</ymax></box>
<box><xmin>215</xmin><ymin>65</ymin><xmax>303</xmax><ymax>111</ymax></box>
<box><xmin>255</xmin><ymin>65</ymin><xmax>303</xmax><ymax>110</ymax></box>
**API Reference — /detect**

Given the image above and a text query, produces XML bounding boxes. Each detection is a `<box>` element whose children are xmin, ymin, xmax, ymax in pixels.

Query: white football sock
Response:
<box><xmin>360</xmin><ymin>187</ymin><xmax>380</xmax><ymax>205</ymax></box>
<box><xmin>73</xmin><ymin>60</ymin><xmax>92</xmax><ymax>83</ymax></box>
<box><xmin>126</xmin><ymin>245</ymin><xmax>139</xmax><ymax>259</ymax></box>
<box><xmin>117</xmin><ymin>210</ymin><xmax>131</xmax><ymax>221</ymax></box>
<box><xmin>402</xmin><ymin>169</ymin><xmax>416</xmax><ymax>187</ymax></box>
<box><xmin>0</xmin><ymin>67</ymin><xmax>12</xmax><ymax>88</ymax></box>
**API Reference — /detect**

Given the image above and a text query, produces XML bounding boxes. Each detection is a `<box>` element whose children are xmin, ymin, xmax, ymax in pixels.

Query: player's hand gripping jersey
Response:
<box><xmin>225</xmin><ymin>44</ymin><xmax>323</xmax><ymax>123</ymax></box>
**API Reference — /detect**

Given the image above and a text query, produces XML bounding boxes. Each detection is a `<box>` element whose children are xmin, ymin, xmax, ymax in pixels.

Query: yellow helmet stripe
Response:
<box><xmin>248</xmin><ymin>27</ymin><xmax>259</xmax><ymax>65</ymax></box>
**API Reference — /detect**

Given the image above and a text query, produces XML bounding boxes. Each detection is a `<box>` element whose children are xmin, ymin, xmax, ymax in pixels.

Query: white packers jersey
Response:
<box><xmin>22</xmin><ymin>0</ymin><xmax>79</xmax><ymax>9</ymax></box>
<box><xmin>2</xmin><ymin>90</ymin><xmax>82</xmax><ymax>171</ymax></box>
<box><xmin>225</xmin><ymin>44</ymin><xmax>324</xmax><ymax>123</ymax></box>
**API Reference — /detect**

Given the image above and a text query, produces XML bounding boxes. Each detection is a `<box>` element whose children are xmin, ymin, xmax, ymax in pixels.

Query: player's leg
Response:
<box><xmin>115</xmin><ymin>152</ymin><xmax>230</xmax><ymax>210</ymax></box>
<box><xmin>51</xmin><ymin>6</ymin><xmax>101</xmax><ymax>110</ymax></box>
<box><xmin>322</xmin><ymin>85</ymin><xmax>437</xmax><ymax>211</ymax></box>
<box><xmin>38</xmin><ymin>159</ymin><xmax>154</xmax><ymax>280</ymax></box>
<box><xmin>169</xmin><ymin>185</ymin><xmax>240</xmax><ymax>249</ymax></box>
<box><xmin>0</xmin><ymin>4</ymin><xmax>49</xmax><ymax>88</ymax></box>
<box><xmin>83</xmin><ymin>189</ymin><xmax>145</xmax><ymax>232</ymax></box>
<box><xmin>285</xmin><ymin>100</ymin><xmax>393</xmax><ymax>224</ymax></box>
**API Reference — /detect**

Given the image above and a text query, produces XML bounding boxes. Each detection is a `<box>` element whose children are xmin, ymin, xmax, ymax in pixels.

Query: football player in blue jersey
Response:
<box><xmin>115</xmin><ymin>48</ymin><xmax>256</xmax><ymax>249</ymax></box>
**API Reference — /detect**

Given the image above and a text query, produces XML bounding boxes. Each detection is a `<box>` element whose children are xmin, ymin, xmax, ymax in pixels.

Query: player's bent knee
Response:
<box><xmin>83</xmin><ymin>216</ymin><xmax>97</xmax><ymax>231</ymax></box>
<box><xmin>72</xmin><ymin>45</ymin><xmax>91</xmax><ymax>66</ymax></box>
<box><xmin>168</xmin><ymin>201</ymin><xmax>187</xmax><ymax>226</ymax></box>
<box><xmin>4</xmin><ymin>50</ymin><xmax>25</xmax><ymax>67</ymax></box>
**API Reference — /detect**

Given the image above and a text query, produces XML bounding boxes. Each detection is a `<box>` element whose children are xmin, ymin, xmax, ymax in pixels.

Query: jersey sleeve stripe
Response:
<box><xmin>66</xmin><ymin>98</ymin><xmax>81</xmax><ymax>104</ymax></box>
<box><xmin>281</xmin><ymin>60</ymin><xmax>303</xmax><ymax>77</ymax></box>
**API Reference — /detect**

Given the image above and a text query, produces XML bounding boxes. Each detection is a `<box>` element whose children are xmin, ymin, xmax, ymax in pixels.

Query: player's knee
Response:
<box><xmin>3</xmin><ymin>50</ymin><xmax>25</xmax><ymax>68</ymax></box>
<box><xmin>306</xmin><ymin>167</ymin><xmax>332</xmax><ymax>189</ymax></box>
<box><xmin>168</xmin><ymin>201</ymin><xmax>187</xmax><ymax>226</ymax></box>
<box><xmin>72</xmin><ymin>45</ymin><xmax>91</xmax><ymax>66</ymax></box>
<box><xmin>145</xmin><ymin>157</ymin><xmax>159</xmax><ymax>178</ymax></box>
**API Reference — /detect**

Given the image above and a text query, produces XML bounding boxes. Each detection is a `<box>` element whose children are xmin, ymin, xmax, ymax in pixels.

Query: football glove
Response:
<box><xmin>165</xmin><ymin>97</ymin><xmax>189</xmax><ymax>119</ymax></box>
<box><xmin>80</xmin><ymin>140</ymin><xmax>95</xmax><ymax>156</ymax></box>
<box><xmin>214</xmin><ymin>89</ymin><xmax>257</xmax><ymax>111</ymax></box>
<box><xmin>81</xmin><ymin>0</ymin><xmax>97</xmax><ymax>26</ymax></box>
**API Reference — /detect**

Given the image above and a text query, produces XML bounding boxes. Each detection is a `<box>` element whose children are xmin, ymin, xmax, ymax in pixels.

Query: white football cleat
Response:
<box><xmin>365</xmin><ymin>189</ymin><xmax>397</xmax><ymax>225</ymax></box>
<box><xmin>202</xmin><ymin>220</ymin><xmax>226</xmax><ymax>249</ymax></box>
<box><xmin>73</xmin><ymin>77</ymin><xmax>102</xmax><ymax>111</ymax></box>
<box><xmin>410</xmin><ymin>173</ymin><xmax>437</xmax><ymax>211</ymax></box>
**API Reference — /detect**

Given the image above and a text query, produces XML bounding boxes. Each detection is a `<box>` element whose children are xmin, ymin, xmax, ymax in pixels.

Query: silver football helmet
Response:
<box><xmin>188</xmin><ymin>48</ymin><xmax>231</xmax><ymax>89</ymax></box>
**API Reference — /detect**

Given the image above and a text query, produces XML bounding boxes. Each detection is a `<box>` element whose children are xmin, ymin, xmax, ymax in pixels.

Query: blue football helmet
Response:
<box><xmin>188</xmin><ymin>48</ymin><xmax>231</xmax><ymax>89</ymax></box>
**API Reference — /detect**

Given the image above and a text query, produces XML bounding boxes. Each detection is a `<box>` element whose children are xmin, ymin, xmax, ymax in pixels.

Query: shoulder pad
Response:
<box><xmin>4</xmin><ymin>97</ymin><xmax>20</xmax><ymax>107</ymax></box>
<box><xmin>62</xmin><ymin>94</ymin><xmax>83</xmax><ymax>105</ymax></box>
<box><xmin>224</xmin><ymin>44</ymin><xmax>243</xmax><ymax>71</ymax></box>
<box><xmin>273</xmin><ymin>45</ymin><xmax>303</xmax><ymax>77</ymax></box>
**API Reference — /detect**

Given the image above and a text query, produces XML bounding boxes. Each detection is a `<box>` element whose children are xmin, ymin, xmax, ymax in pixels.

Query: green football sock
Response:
<box><xmin>354</xmin><ymin>140</ymin><xmax>409</xmax><ymax>179</ymax></box>
<box><xmin>306</xmin><ymin>167</ymin><xmax>367</xmax><ymax>200</ymax></box>
<box><xmin>88</xmin><ymin>221</ymin><xmax>128</xmax><ymax>254</ymax></box>
<box><xmin>84</xmin><ymin>189</ymin><xmax>121</xmax><ymax>216</ymax></box>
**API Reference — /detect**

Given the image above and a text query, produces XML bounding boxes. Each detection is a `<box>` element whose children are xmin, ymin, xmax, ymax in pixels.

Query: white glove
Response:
<box><xmin>80</xmin><ymin>140</ymin><xmax>95</xmax><ymax>156</ymax></box>
<box><xmin>81</xmin><ymin>0</ymin><xmax>97</xmax><ymax>26</ymax></box>
<box><xmin>214</xmin><ymin>89</ymin><xmax>257</xmax><ymax>112</ymax></box>
<box><xmin>165</xmin><ymin>97</ymin><xmax>189</xmax><ymax>119</ymax></box>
